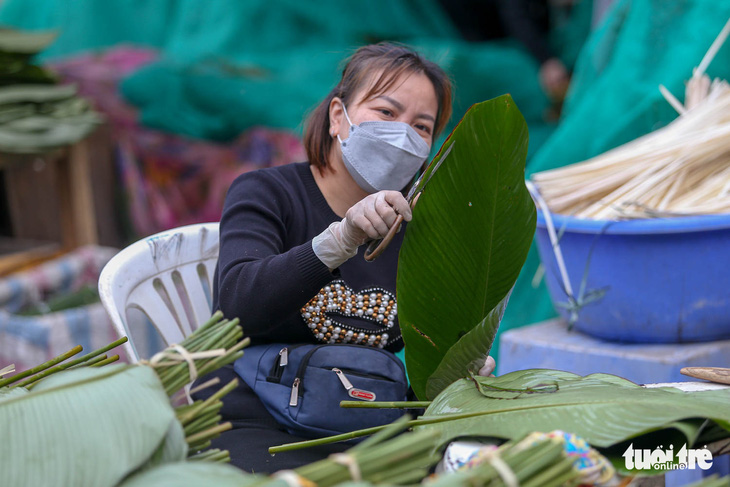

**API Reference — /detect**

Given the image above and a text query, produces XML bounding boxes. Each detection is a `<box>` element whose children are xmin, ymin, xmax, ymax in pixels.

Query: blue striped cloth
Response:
<box><xmin>0</xmin><ymin>246</ymin><xmax>128</xmax><ymax>372</ymax></box>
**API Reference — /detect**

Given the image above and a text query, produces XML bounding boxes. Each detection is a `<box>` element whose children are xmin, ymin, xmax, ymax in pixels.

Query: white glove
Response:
<box><xmin>312</xmin><ymin>190</ymin><xmax>412</xmax><ymax>270</ymax></box>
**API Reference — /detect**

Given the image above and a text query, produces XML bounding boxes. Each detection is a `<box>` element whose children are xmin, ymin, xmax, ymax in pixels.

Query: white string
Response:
<box><xmin>273</xmin><ymin>470</ymin><xmax>310</xmax><ymax>487</ymax></box>
<box><xmin>526</xmin><ymin>180</ymin><xmax>575</xmax><ymax>300</ymax></box>
<box><xmin>142</xmin><ymin>344</ymin><xmax>226</xmax><ymax>384</ymax></box>
<box><xmin>482</xmin><ymin>450</ymin><xmax>520</xmax><ymax>487</ymax></box>
<box><xmin>330</xmin><ymin>453</ymin><xmax>362</xmax><ymax>481</ymax></box>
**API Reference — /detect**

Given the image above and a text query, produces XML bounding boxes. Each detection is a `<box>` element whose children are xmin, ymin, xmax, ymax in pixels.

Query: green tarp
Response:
<box><xmin>498</xmin><ymin>0</ymin><xmax>730</xmax><ymax>360</ymax></box>
<box><xmin>0</xmin><ymin>0</ymin><xmax>601</xmax><ymax>360</ymax></box>
<box><xmin>530</xmin><ymin>0</ymin><xmax>730</xmax><ymax>175</ymax></box>
<box><xmin>0</xmin><ymin>0</ymin><xmax>556</xmax><ymax>149</ymax></box>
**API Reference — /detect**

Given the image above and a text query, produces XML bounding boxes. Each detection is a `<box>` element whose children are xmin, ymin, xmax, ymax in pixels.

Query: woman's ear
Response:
<box><xmin>329</xmin><ymin>97</ymin><xmax>344</xmax><ymax>139</ymax></box>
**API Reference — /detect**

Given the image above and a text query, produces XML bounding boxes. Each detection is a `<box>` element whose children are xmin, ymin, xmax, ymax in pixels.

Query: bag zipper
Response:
<box><xmin>289</xmin><ymin>344</ymin><xmax>403</xmax><ymax>406</ymax></box>
<box><xmin>333</xmin><ymin>368</ymin><xmax>376</xmax><ymax>401</ymax></box>
<box><xmin>279</xmin><ymin>347</ymin><xmax>288</xmax><ymax>366</ymax></box>
<box><xmin>267</xmin><ymin>344</ymin><xmax>307</xmax><ymax>383</ymax></box>
<box><xmin>289</xmin><ymin>378</ymin><xmax>300</xmax><ymax>406</ymax></box>
<box><xmin>336</xmin><ymin>367</ymin><xmax>397</xmax><ymax>382</ymax></box>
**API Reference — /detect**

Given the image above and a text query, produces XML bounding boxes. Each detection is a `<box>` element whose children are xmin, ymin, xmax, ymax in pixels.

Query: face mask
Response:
<box><xmin>337</xmin><ymin>102</ymin><xmax>430</xmax><ymax>194</ymax></box>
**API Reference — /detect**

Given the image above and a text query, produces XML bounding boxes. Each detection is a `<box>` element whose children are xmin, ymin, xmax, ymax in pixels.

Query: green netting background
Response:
<box><xmin>529</xmin><ymin>0</ymin><xmax>730</xmax><ymax>175</ymax></box>
<box><xmin>508</xmin><ymin>0</ymin><xmax>730</xmax><ymax>363</ymax></box>
<box><xmin>0</xmin><ymin>0</ymin><xmax>553</xmax><ymax>140</ymax></box>
<box><xmin>3</xmin><ymin>0</ymin><xmax>666</xmax><ymax>361</ymax></box>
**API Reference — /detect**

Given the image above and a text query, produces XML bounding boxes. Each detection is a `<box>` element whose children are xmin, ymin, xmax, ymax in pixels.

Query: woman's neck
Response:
<box><xmin>311</xmin><ymin>151</ymin><xmax>368</xmax><ymax>218</ymax></box>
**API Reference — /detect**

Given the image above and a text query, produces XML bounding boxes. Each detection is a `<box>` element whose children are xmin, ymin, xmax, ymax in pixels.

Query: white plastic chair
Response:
<box><xmin>98</xmin><ymin>222</ymin><xmax>220</xmax><ymax>362</ymax></box>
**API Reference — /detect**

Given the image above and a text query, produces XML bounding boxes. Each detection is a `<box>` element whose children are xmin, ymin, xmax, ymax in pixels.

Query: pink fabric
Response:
<box><xmin>50</xmin><ymin>46</ymin><xmax>306</xmax><ymax>237</ymax></box>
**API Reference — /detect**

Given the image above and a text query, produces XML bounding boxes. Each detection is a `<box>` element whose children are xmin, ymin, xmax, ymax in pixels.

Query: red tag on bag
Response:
<box><xmin>349</xmin><ymin>389</ymin><xmax>376</xmax><ymax>401</ymax></box>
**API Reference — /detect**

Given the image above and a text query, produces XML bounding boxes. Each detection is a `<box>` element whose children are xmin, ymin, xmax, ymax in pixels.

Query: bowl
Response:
<box><xmin>535</xmin><ymin>211</ymin><xmax>730</xmax><ymax>343</ymax></box>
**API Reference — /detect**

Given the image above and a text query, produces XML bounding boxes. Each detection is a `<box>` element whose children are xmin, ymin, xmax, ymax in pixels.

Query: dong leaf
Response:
<box><xmin>397</xmin><ymin>95</ymin><xmax>536</xmax><ymax>400</ymax></box>
<box><xmin>416</xmin><ymin>369</ymin><xmax>730</xmax><ymax>473</ymax></box>
<box><xmin>0</xmin><ymin>364</ymin><xmax>185</xmax><ymax>487</ymax></box>
<box><xmin>119</xmin><ymin>462</ymin><xmax>265</xmax><ymax>487</ymax></box>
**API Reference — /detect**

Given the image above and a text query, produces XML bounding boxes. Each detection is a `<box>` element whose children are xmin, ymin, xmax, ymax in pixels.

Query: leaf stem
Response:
<box><xmin>184</xmin><ymin>414</ymin><xmax>222</xmax><ymax>437</ymax></box>
<box><xmin>185</xmin><ymin>422</ymin><xmax>232</xmax><ymax>445</ymax></box>
<box><xmin>340</xmin><ymin>400</ymin><xmax>431</xmax><ymax>409</ymax></box>
<box><xmin>188</xmin><ymin>448</ymin><xmax>230</xmax><ymax>463</ymax></box>
<box><xmin>68</xmin><ymin>354</ymin><xmax>108</xmax><ymax>369</ymax></box>
<box><xmin>348</xmin><ymin>414</ymin><xmax>412</xmax><ymax>452</ymax></box>
<box><xmin>90</xmin><ymin>355</ymin><xmax>120</xmax><ymax>367</ymax></box>
<box><xmin>269</xmin><ymin>424</ymin><xmax>392</xmax><ymax>453</ymax></box>
<box><xmin>20</xmin><ymin>355</ymin><xmax>108</xmax><ymax>389</ymax></box>
<box><xmin>4</xmin><ymin>337</ymin><xmax>129</xmax><ymax>389</ymax></box>
<box><xmin>0</xmin><ymin>345</ymin><xmax>82</xmax><ymax>388</ymax></box>
<box><xmin>177</xmin><ymin>378</ymin><xmax>239</xmax><ymax>425</ymax></box>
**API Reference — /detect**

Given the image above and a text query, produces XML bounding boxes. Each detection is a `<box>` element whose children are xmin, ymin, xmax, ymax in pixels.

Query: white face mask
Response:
<box><xmin>337</xmin><ymin>103</ymin><xmax>430</xmax><ymax>193</ymax></box>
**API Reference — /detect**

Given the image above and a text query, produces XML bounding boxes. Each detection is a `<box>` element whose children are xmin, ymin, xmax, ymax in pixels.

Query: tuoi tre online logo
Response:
<box><xmin>623</xmin><ymin>443</ymin><xmax>714</xmax><ymax>471</ymax></box>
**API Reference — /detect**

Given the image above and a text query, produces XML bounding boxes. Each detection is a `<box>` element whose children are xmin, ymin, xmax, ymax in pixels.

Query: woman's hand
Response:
<box><xmin>312</xmin><ymin>190</ymin><xmax>412</xmax><ymax>270</ymax></box>
<box><xmin>343</xmin><ymin>190</ymin><xmax>412</xmax><ymax>245</ymax></box>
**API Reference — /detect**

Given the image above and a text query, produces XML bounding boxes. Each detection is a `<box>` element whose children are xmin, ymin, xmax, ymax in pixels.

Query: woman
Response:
<box><xmin>195</xmin><ymin>43</ymin><xmax>494</xmax><ymax>473</ymax></box>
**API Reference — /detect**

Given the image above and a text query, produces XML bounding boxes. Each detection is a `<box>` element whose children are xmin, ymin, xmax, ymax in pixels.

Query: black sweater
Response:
<box><xmin>214</xmin><ymin>162</ymin><xmax>405</xmax><ymax>352</ymax></box>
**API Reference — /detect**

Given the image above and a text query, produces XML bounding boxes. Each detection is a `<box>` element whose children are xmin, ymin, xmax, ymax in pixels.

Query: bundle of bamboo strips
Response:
<box><xmin>0</xmin><ymin>311</ymin><xmax>246</xmax><ymax>462</ymax></box>
<box><xmin>279</xmin><ymin>417</ymin><xmax>582</xmax><ymax>487</ymax></box>
<box><xmin>532</xmin><ymin>18</ymin><xmax>730</xmax><ymax>220</ymax></box>
<box><xmin>532</xmin><ymin>78</ymin><xmax>730</xmax><ymax>220</ymax></box>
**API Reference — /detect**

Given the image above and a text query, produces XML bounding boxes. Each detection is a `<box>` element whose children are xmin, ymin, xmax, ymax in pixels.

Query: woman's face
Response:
<box><xmin>330</xmin><ymin>71</ymin><xmax>439</xmax><ymax>149</ymax></box>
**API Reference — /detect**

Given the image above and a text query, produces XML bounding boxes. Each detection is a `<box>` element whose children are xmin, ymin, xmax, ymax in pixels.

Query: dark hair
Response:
<box><xmin>304</xmin><ymin>43</ymin><xmax>453</xmax><ymax>173</ymax></box>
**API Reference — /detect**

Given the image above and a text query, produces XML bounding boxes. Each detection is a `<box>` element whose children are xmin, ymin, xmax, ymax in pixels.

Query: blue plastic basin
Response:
<box><xmin>535</xmin><ymin>211</ymin><xmax>730</xmax><ymax>343</ymax></box>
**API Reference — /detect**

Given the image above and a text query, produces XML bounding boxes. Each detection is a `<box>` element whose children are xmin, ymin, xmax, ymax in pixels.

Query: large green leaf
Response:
<box><xmin>0</xmin><ymin>364</ymin><xmax>185</xmax><ymax>487</ymax></box>
<box><xmin>119</xmin><ymin>462</ymin><xmax>265</xmax><ymax>487</ymax></box>
<box><xmin>416</xmin><ymin>369</ymin><xmax>730</xmax><ymax>473</ymax></box>
<box><xmin>0</xmin><ymin>386</ymin><xmax>28</xmax><ymax>401</ymax></box>
<box><xmin>397</xmin><ymin>95</ymin><xmax>536</xmax><ymax>400</ymax></box>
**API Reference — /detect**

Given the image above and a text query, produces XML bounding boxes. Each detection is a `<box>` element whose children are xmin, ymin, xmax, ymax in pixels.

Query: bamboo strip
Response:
<box><xmin>532</xmin><ymin>81</ymin><xmax>730</xmax><ymax>220</ymax></box>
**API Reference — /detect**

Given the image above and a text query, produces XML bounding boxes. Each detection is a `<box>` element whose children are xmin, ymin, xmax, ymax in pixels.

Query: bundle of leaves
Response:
<box><xmin>0</xmin><ymin>316</ymin><xmax>586</xmax><ymax>487</ymax></box>
<box><xmin>0</xmin><ymin>28</ymin><xmax>101</xmax><ymax>153</ymax></box>
<box><xmin>419</xmin><ymin>370</ymin><xmax>730</xmax><ymax>475</ymax></box>
<box><xmin>0</xmin><ymin>311</ymin><xmax>246</xmax><ymax>486</ymax></box>
<box><xmin>285</xmin><ymin>369</ymin><xmax>730</xmax><ymax>479</ymax></box>
<box><xmin>109</xmin><ymin>416</ymin><xmax>584</xmax><ymax>487</ymax></box>
<box><xmin>0</xmin><ymin>28</ymin><xmax>58</xmax><ymax>85</ymax></box>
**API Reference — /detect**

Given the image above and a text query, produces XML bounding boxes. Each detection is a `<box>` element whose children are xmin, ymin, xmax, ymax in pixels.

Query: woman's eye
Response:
<box><xmin>379</xmin><ymin>109</ymin><xmax>393</xmax><ymax>117</ymax></box>
<box><xmin>415</xmin><ymin>124</ymin><xmax>432</xmax><ymax>134</ymax></box>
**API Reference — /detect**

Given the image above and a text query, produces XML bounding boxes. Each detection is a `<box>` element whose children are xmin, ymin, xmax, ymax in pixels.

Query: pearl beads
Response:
<box><xmin>299</xmin><ymin>279</ymin><xmax>398</xmax><ymax>347</ymax></box>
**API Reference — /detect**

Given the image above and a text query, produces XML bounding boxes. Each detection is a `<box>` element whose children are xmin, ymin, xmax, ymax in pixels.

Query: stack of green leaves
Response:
<box><xmin>0</xmin><ymin>28</ymin><xmax>101</xmax><ymax>153</ymax></box>
<box><xmin>0</xmin><ymin>311</ymin><xmax>246</xmax><ymax>486</ymax></box>
<box><xmin>118</xmin><ymin>417</ymin><xmax>441</xmax><ymax>487</ymax></box>
<box><xmin>292</xmin><ymin>416</ymin><xmax>440</xmax><ymax>486</ymax></box>
<box><xmin>1</xmin><ymin>362</ymin><xmax>184</xmax><ymax>486</ymax></box>
<box><xmin>423</xmin><ymin>438</ymin><xmax>580</xmax><ymax>487</ymax></box>
<box><xmin>117</xmin><ymin>416</ymin><xmax>582</xmax><ymax>487</ymax></box>
<box><xmin>287</xmin><ymin>369</ymin><xmax>730</xmax><ymax>479</ymax></box>
<box><xmin>418</xmin><ymin>370</ymin><xmax>730</xmax><ymax>475</ymax></box>
<box><xmin>0</xmin><ymin>28</ymin><xmax>58</xmax><ymax>85</ymax></box>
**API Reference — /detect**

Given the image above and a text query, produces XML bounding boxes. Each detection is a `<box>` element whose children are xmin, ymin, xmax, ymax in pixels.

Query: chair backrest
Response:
<box><xmin>98</xmin><ymin>222</ymin><xmax>220</xmax><ymax>362</ymax></box>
